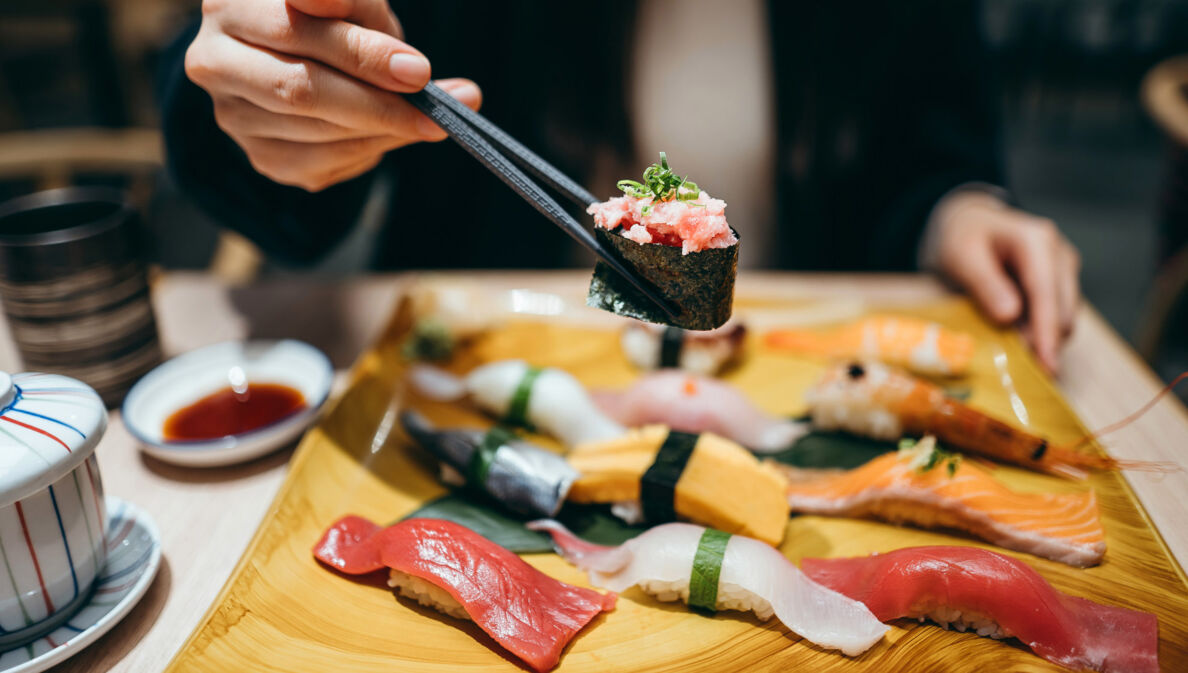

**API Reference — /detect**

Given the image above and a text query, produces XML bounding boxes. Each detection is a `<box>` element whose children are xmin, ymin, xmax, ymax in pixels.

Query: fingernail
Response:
<box><xmin>441</xmin><ymin>81</ymin><xmax>479</xmax><ymax>103</ymax></box>
<box><xmin>389</xmin><ymin>53</ymin><xmax>430</xmax><ymax>86</ymax></box>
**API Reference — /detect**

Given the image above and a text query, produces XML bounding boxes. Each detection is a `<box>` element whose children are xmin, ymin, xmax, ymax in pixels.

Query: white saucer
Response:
<box><xmin>122</xmin><ymin>339</ymin><xmax>333</xmax><ymax>467</ymax></box>
<box><xmin>0</xmin><ymin>497</ymin><xmax>161</xmax><ymax>673</ymax></box>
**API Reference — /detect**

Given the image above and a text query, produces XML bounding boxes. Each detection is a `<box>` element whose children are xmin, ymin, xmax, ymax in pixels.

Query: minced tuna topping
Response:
<box><xmin>587</xmin><ymin>153</ymin><xmax>737</xmax><ymax>255</ymax></box>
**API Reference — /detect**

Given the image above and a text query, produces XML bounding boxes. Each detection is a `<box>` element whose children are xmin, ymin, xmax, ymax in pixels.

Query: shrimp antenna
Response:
<box><xmin>1068</xmin><ymin>370</ymin><xmax>1188</xmax><ymax>452</ymax></box>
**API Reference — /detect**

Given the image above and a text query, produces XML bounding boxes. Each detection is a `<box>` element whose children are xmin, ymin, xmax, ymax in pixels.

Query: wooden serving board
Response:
<box><xmin>165</xmin><ymin>281</ymin><xmax>1188</xmax><ymax>672</ymax></box>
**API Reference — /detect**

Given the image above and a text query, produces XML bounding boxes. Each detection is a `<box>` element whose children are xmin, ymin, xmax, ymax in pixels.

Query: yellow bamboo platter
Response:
<box><xmin>165</xmin><ymin>281</ymin><xmax>1188</xmax><ymax>672</ymax></box>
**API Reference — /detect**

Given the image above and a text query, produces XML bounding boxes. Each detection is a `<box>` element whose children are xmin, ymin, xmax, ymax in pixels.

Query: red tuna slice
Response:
<box><xmin>314</xmin><ymin>516</ymin><xmax>616</xmax><ymax>672</ymax></box>
<box><xmin>801</xmin><ymin>546</ymin><xmax>1158</xmax><ymax>673</ymax></box>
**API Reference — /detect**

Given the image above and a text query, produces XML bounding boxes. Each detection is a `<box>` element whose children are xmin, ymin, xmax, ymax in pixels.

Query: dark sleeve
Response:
<box><xmin>865</xmin><ymin>1</ymin><xmax>1007</xmax><ymax>270</ymax></box>
<box><xmin>155</xmin><ymin>21</ymin><xmax>376</xmax><ymax>266</ymax></box>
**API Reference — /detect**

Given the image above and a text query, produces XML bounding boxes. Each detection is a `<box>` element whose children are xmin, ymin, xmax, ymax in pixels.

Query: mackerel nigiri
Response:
<box><xmin>779</xmin><ymin>437</ymin><xmax>1106</xmax><ymax>567</ymax></box>
<box><xmin>410</xmin><ymin>360</ymin><xmax>625</xmax><ymax>448</ymax></box>
<box><xmin>528</xmin><ymin>519</ymin><xmax>887</xmax><ymax>656</ymax></box>
<box><xmin>802</xmin><ymin>546</ymin><xmax>1159</xmax><ymax>673</ymax></box>
<box><xmin>592</xmin><ymin>371</ymin><xmax>806</xmax><ymax>453</ymax></box>
<box><xmin>314</xmin><ymin>516</ymin><xmax>616</xmax><ymax>673</ymax></box>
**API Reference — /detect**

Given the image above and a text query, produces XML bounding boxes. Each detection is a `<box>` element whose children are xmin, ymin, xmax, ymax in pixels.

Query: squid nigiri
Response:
<box><xmin>779</xmin><ymin>437</ymin><xmax>1106</xmax><ymax>566</ymax></box>
<box><xmin>314</xmin><ymin>516</ymin><xmax>616</xmax><ymax>673</ymax></box>
<box><xmin>409</xmin><ymin>360</ymin><xmax>625</xmax><ymax>448</ymax></box>
<box><xmin>620</xmin><ymin>322</ymin><xmax>746</xmax><ymax>375</ymax></box>
<box><xmin>807</xmin><ymin>361</ymin><xmax>1137</xmax><ymax>479</ymax></box>
<box><xmin>400</xmin><ymin>410</ymin><xmax>578</xmax><ymax>517</ymax></box>
<box><xmin>802</xmin><ymin>546</ymin><xmax>1159</xmax><ymax>673</ymax></box>
<box><xmin>527</xmin><ymin>519</ymin><xmax>887</xmax><ymax>656</ymax></box>
<box><xmin>765</xmin><ymin>315</ymin><xmax>976</xmax><ymax>376</ymax></box>
<box><xmin>592</xmin><ymin>371</ymin><xmax>806</xmax><ymax>453</ymax></box>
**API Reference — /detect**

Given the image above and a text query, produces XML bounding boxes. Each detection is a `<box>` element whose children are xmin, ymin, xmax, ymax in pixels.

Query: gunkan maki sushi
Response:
<box><xmin>586</xmin><ymin>153</ymin><xmax>739</xmax><ymax>330</ymax></box>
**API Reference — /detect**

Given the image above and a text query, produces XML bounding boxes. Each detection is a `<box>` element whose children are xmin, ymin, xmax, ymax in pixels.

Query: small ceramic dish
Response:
<box><xmin>122</xmin><ymin>340</ymin><xmax>333</xmax><ymax>467</ymax></box>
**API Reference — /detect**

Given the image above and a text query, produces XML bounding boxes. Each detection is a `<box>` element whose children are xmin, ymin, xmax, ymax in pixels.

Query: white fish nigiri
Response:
<box><xmin>527</xmin><ymin>520</ymin><xmax>888</xmax><ymax>656</ymax></box>
<box><xmin>410</xmin><ymin>360</ymin><xmax>625</xmax><ymax>448</ymax></box>
<box><xmin>592</xmin><ymin>371</ymin><xmax>807</xmax><ymax>453</ymax></box>
<box><xmin>621</xmin><ymin>322</ymin><xmax>746</xmax><ymax>375</ymax></box>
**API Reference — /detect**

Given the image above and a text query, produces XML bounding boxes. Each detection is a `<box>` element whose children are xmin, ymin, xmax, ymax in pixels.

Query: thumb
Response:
<box><xmin>942</xmin><ymin>239</ymin><xmax>1022</xmax><ymax>325</ymax></box>
<box><xmin>287</xmin><ymin>0</ymin><xmax>402</xmax><ymax>36</ymax></box>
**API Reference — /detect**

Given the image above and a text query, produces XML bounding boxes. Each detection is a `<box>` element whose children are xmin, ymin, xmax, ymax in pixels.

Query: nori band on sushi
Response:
<box><xmin>503</xmin><ymin>366</ymin><xmax>542</xmax><ymax>429</ymax></box>
<box><xmin>587</xmin><ymin>227</ymin><xmax>738</xmax><ymax>331</ymax></box>
<box><xmin>659</xmin><ymin>326</ymin><xmax>685</xmax><ymax>368</ymax></box>
<box><xmin>640</xmin><ymin>430</ymin><xmax>700</xmax><ymax>523</ymax></box>
<box><xmin>468</xmin><ymin>426</ymin><xmax>515</xmax><ymax>486</ymax></box>
<box><xmin>689</xmin><ymin>528</ymin><xmax>732</xmax><ymax>613</ymax></box>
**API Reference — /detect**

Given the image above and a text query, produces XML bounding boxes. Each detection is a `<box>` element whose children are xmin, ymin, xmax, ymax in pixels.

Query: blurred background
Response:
<box><xmin>1</xmin><ymin>0</ymin><xmax>1186</xmax><ymax>393</ymax></box>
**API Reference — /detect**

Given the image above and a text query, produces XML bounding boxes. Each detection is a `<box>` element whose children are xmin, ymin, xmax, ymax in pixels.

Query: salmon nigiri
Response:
<box><xmin>802</xmin><ymin>546</ymin><xmax>1159</xmax><ymax>673</ymax></box>
<box><xmin>314</xmin><ymin>516</ymin><xmax>616</xmax><ymax>673</ymax></box>
<box><xmin>778</xmin><ymin>437</ymin><xmax>1105</xmax><ymax>566</ymax></box>
<box><xmin>765</xmin><ymin>315</ymin><xmax>975</xmax><ymax>376</ymax></box>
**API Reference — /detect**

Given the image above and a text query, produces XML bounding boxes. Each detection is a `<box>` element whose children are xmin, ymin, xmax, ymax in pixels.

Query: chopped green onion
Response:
<box><xmin>618</xmin><ymin>151</ymin><xmax>703</xmax><ymax>204</ymax></box>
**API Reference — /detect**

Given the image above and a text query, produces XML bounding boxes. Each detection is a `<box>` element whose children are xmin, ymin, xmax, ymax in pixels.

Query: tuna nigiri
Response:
<box><xmin>314</xmin><ymin>516</ymin><xmax>616</xmax><ymax>673</ymax></box>
<box><xmin>620</xmin><ymin>322</ymin><xmax>747</xmax><ymax>375</ymax></box>
<box><xmin>802</xmin><ymin>546</ymin><xmax>1159</xmax><ymax>673</ymax></box>
<box><xmin>409</xmin><ymin>360</ymin><xmax>625</xmax><ymax>448</ymax></box>
<box><xmin>765</xmin><ymin>315</ymin><xmax>976</xmax><ymax>376</ymax></box>
<box><xmin>528</xmin><ymin>519</ymin><xmax>887</xmax><ymax>656</ymax></box>
<box><xmin>592</xmin><ymin>371</ymin><xmax>806</xmax><ymax>453</ymax></box>
<box><xmin>779</xmin><ymin>437</ymin><xmax>1106</xmax><ymax>566</ymax></box>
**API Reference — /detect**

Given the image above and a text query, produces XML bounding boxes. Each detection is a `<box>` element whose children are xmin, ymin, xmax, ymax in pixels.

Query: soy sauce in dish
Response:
<box><xmin>163</xmin><ymin>383</ymin><xmax>306</xmax><ymax>441</ymax></box>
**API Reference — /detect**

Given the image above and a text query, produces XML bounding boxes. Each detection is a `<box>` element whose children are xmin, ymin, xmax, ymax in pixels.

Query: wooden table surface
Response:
<box><xmin>0</xmin><ymin>270</ymin><xmax>1182</xmax><ymax>673</ymax></box>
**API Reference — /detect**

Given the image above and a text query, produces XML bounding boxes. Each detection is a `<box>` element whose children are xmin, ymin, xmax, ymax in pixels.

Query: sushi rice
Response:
<box><xmin>638</xmin><ymin>578</ymin><xmax>776</xmax><ymax>619</ymax></box>
<box><xmin>921</xmin><ymin>607</ymin><xmax>1009</xmax><ymax>639</ymax></box>
<box><xmin>388</xmin><ymin>570</ymin><xmax>470</xmax><ymax>621</ymax></box>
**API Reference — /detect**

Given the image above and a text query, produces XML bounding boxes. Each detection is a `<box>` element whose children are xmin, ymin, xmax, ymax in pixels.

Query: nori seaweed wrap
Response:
<box><xmin>587</xmin><ymin>227</ymin><xmax>738</xmax><ymax>330</ymax></box>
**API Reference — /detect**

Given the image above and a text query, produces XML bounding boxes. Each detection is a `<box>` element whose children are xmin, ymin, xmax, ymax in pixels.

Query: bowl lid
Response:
<box><xmin>0</xmin><ymin>372</ymin><xmax>107</xmax><ymax>508</ymax></box>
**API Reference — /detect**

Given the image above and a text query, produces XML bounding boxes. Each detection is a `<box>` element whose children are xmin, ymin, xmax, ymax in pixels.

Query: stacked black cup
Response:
<box><xmin>0</xmin><ymin>187</ymin><xmax>161</xmax><ymax>407</ymax></box>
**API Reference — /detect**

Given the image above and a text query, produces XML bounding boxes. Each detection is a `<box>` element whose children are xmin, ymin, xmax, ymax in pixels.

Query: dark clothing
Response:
<box><xmin>159</xmin><ymin>1</ymin><xmax>1004</xmax><ymax>271</ymax></box>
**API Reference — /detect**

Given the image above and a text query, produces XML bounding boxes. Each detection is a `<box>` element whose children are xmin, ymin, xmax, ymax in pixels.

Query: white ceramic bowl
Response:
<box><xmin>0</xmin><ymin>371</ymin><xmax>108</xmax><ymax>649</ymax></box>
<box><xmin>122</xmin><ymin>340</ymin><xmax>333</xmax><ymax>467</ymax></box>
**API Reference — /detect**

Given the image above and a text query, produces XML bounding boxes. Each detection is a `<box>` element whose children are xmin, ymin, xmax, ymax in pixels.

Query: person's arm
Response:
<box><xmin>157</xmin><ymin>0</ymin><xmax>480</xmax><ymax>265</ymax></box>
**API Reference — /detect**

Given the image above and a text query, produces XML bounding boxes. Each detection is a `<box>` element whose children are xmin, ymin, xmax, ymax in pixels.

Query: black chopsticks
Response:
<box><xmin>404</xmin><ymin>83</ymin><xmax>680</xmax><ymax>322</ymax></box>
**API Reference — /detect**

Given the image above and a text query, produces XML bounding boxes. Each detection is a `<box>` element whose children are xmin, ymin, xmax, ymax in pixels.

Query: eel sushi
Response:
<box><xmin>400</xmin><ymin>410</ymin><xmax>578</xmax><ymax>517</ymax></box>
<box><xmin>802</xmin><ymin>546</ymin><xmax>1159</xmax><ymax>673</ymax></box>
<box><xmin>779</xmin><ymin>437</ymin><xmax>1106</xmax><ymax>566</ymax></box>
<box><xmin>528</xmin><ymin>519</ymin><xmax>888</xmax><ymax>656</ymax></box>
<box><xmin>806</xmin><ymin>360</ymin><xmax>1142</xmax><ymax>479</ymax></box>
<box><xmin>765</xmin><ymin>315</ymin><xmax>976</xmax><ymax>377</ymax></box>
<box><xmin>409</xmin><ymin>359</ymin><xmax>625</xmax><ymax>448</ymax></box>
<box><xmin>586</xmin><ymin>153</ymin><xmax>739</xmax><ymax>330</ymax></box>
<box><xmin>566</xmin><ymin>425</ymin><xmax>791</xmax><ymax>545</ymax></box>
<box><xmin>314</xmin><ymin>516</ymin><xmax>616</xmax><ymax>673</ymax></box>
<box><xmin>592</xmin><ymin>371</ymin><xmax>806</xmax><ymax>454</ymax></box>
<box><xmin>620</xmin><ymin>321</ymin><xmax>747</xmax><ymax>375</ymax></box>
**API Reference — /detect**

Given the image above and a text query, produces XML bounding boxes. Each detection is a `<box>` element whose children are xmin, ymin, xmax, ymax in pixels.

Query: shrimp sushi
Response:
<box><xmin>765</xmin><ymin>315</ymin><xmax>976</xmax><ymax>376</ymax></box>
<box><xmin>801</xmin><ymin>546</ymin><xmax>1159</xmax><ymax>673</ymax></box>
<box><xmin>620</xmin><ymin>321</ymin><xmax>747</xmax><ymax>375</ymax></box>
<box><xmin>779</xmin><ymin>436</ymin><xmax>1106</xmax><ymax>566</ymax></box>
<box><xmin>586</xmin><ymin>153</ymin><xmax>739</xmax><ymax>330</ymax></box>
<box><xmin>527</xmin><ymin>519</ymin><xmax>887</xmax><ymax>656</ymax></box>
<box><xmin>592</xmin><ymin>371</ymin><xmax>806</xmax><ymax>453</ymax></box>
<box><xmin>314</xmin><ymin>516</ymin><xmax>616</xmax><ymax>673</ymax></box>
<box><xmin>400</xmin><ymin>411</ymin><xmax>578</xmax><ymax>517</ymax></box>
<box><xmin>567</xmin><ymin>425</ymin><xmax>791</xmax><ymax>545</ymax></box>
<box><xmin>807</xmin><ymin>361</ymin><xmax>1135</xmax><ymax>479</ymax></box>
<box><xmin>409</xmin><ymin>359</ymin><xmax>625</xmax><ymax>448</ymax></box>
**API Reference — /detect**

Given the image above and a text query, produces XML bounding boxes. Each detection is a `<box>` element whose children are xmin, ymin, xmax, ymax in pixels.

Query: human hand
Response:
<box><xmin>184</xmin><ymin>0</ymin><xmax>481</xmax><ymax>192</ymax></box>
<box><xmin>930</xmin><ymin>191</ymin><xmax>1081</xmax><ymax>374</ymax></box>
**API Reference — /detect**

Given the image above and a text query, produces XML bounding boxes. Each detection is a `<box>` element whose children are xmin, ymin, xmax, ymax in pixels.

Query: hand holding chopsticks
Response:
<box><xmin>404</xmin><ymin>83</ymin><xmax>681</xmax><ymax>322</ymax></box>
